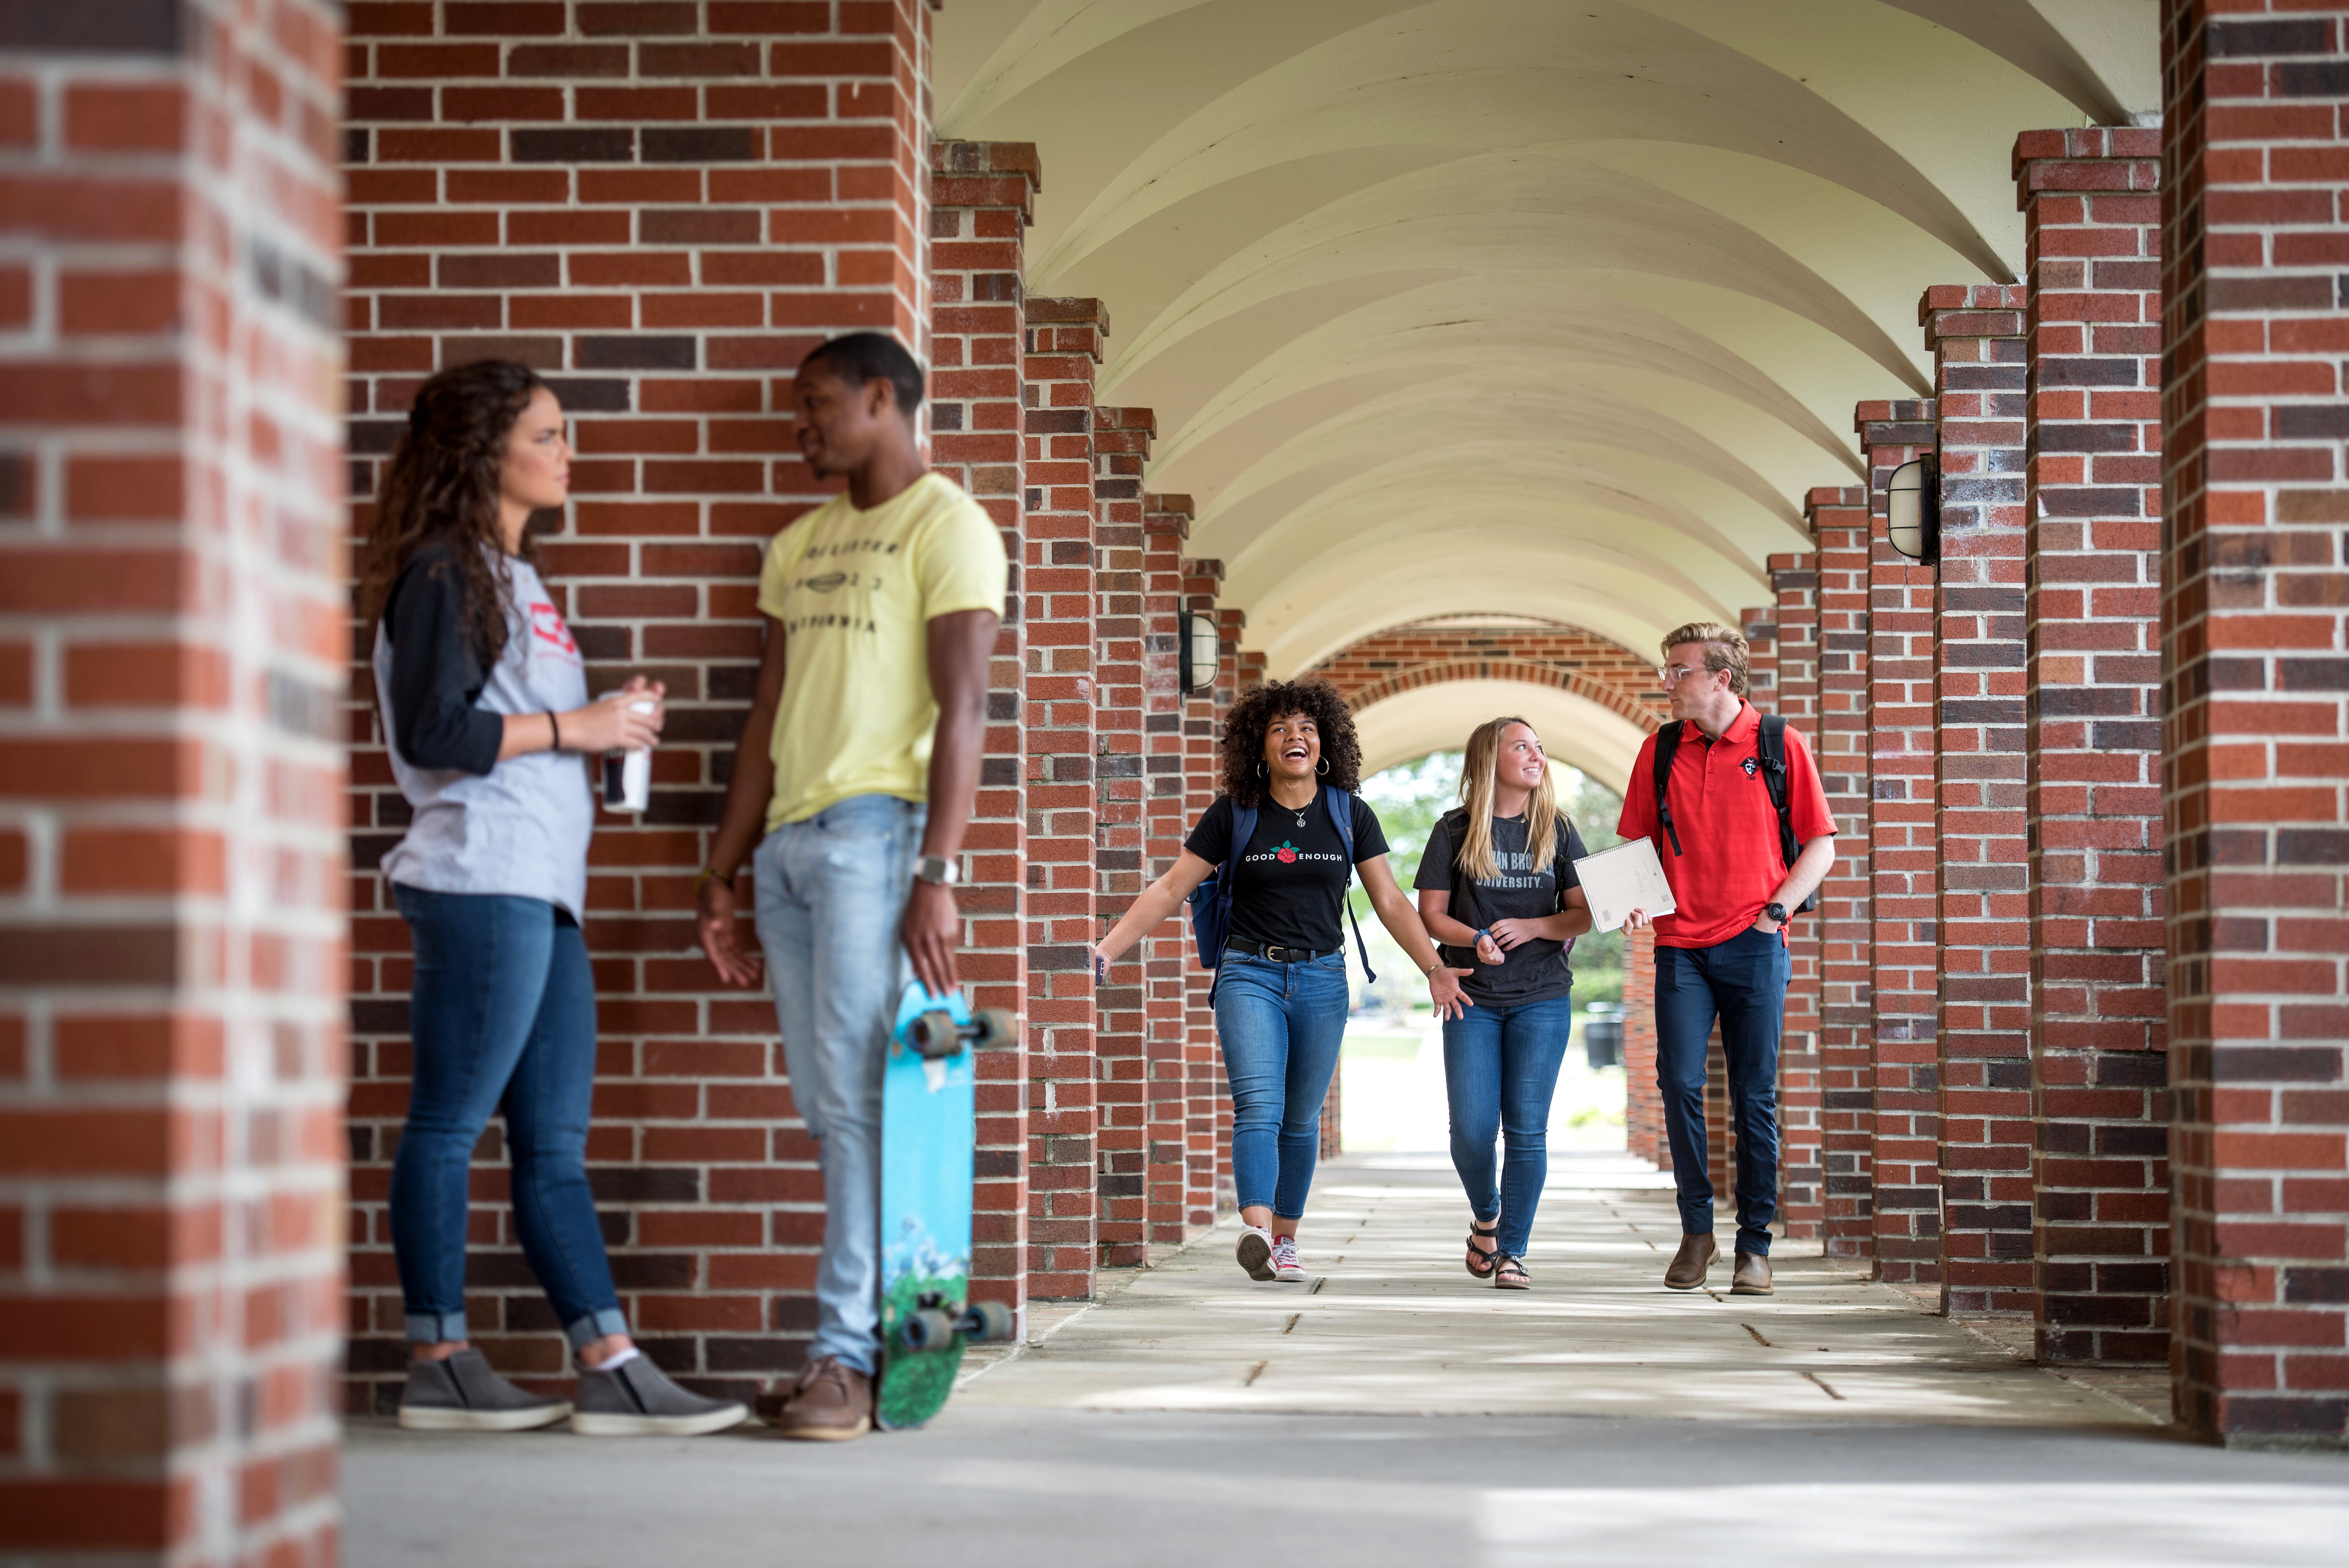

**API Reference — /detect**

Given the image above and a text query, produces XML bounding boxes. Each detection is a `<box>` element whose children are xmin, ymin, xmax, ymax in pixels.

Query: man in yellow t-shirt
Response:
<box><xmin>694</xmin><ymin>332</ymin><xmax>1006</xmax><ymax>1441</ymax></box>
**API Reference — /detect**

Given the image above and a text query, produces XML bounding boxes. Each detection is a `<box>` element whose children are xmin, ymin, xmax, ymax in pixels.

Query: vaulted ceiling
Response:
<box><xmin>934</xmin><ymin>0</ymin><xmax>2159</xmax><ymax>674</ymax></box>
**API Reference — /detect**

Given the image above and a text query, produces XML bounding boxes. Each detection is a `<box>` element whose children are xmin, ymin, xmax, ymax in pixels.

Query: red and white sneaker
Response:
<box><xmin>1271</xmin><ymin>1236</ymin><xmax>1307</xmax><ymax>1282</ymax></box>
<box><xmin>1236</xmin><ymin>1224</ymin><xmax>1275</xmax><ymax>1281</ymax></box>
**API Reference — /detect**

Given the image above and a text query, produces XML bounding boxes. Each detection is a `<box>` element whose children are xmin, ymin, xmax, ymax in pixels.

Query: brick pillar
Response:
<box><xmin>1808</xmin><ymin>486</ymin><xmax>1876</xmax><ymax>1260</ymax></box>
<box><xmin>1624</xmin><ymin>924</ymin><xmax>1664</xmax><ymax>1168</ymax></box>
<box><xmin>1762</xmin><ymin>556</ymin><xmax>1826</xmax><ymax>1239</ymax></box>
<box><xmin>1179</xmin><ymin>567</ymin><xmax>1229</xmax><ymax>1220</ymax></box>
<box><xmin>1022</xmin><ymin>296</ymin><xmax>1104</xmax><ymax>1298</ymax></box>
<box><xmin>1092</xmin><ymin>404</ymin><xmax>1154</xmax><ymax>1267</ymax></box>
<box><xmin>2161</xmin><ymin>4</ymin><xmax>2349</xmax><ymax>1445</ymax></box>
<box><xmin>1919</xmin><ymin>285</ymin><xmax>2035</xmax><ymax>1317</ymax></box>
<box><xmin>1856</xmin><ymin>401</ymin><xmax>1942</xmax><ymax>1287</ymax></box>
<box><xmin>2014</xmin><ymin>127</ymin><xmax>2172</xmax><ymax>1365</ymax></box>
<box><xmin>928</xmin><ymin>138</ymin><xmax>1036</xmax><ymax>1328</ymax></box>
<box><xmin>343</xmin><ymin>0</ymin><xmax>938</xmax><ymax>1403</ymax></box>
<box><xmin>0</xmin><ymin>2</ymin><xmax>347</xmax><ymax>1557</ymax></box>
<box><xmin>1142</xmin><ymin>496</ymin><xmax>1195</xmax><ymax>1243</ymax></box>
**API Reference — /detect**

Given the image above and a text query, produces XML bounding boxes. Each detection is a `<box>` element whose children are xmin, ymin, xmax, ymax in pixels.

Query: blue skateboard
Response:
<box><xmin>873</xmin><ymin>983</ymin><xmax>1017</xmax><ymax>1430</ymax></box>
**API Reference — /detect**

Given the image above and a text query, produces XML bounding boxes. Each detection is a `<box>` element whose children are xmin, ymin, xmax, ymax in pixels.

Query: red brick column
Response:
<box><xmin>1807</xmin><ymin>486</ymin><xmax>1876</xmax><ymax>1258</ymax></box>
<box><xmin>928</xmin><ymin>138</ymin><xmax>1035</xmax><ymax>1325</ymax></box>
<box><xmin>0</xmin><ymin>3</ymin><xmax>347</xmax><ymax>1556</ymax></box>
<box><xmin>342</xmin><ymin>0</ymin><xmax>937</xmax><ymax>1401</ymax></box>
<box><xmin>1623</xmin><ymin>925</ymin><xmax>1663</xmax><ymax>1168</ymax></box>
<box><xmin>1856</xmin><ymin>401</ymin><xmax>1942</xmax><ymax>1287</ymax></box>
<box><xmin>1142</xmin><ymin>496</ymin><xmax>1196</xmax><ymax>1243</ymax></box>
<box><xmin>1093</xmin><ymin>404</ymin><xmax>1155</xmax><ymax>1267</ymax></box>
<box><xmin>2161</xmin><ymin>2</ymin><xmax>2349</xmax><ymax>1444</ymax></box>
<box><xmin>2016</xmin><ymin>126</ymin><xmax>2172</xmax><ymax>1365</ymax></box>
<box><xmin>1179</xmin><ymin>569</ymin><xmax>1231</xmax><ymax>1217</ymax></box>
<box><xmin>1919</xmin><ymin>286</ymin><xmax>2035</xmax><ymax>1317</ymax></box>
<box><xmin>1759</xmin><ymin>556</ymin><xmax>1826</xmax><ymax>1238</ymax></box>
<box><xmin>1022</xmin><ymin>296</ymin><xmax>1104</xmax><ymax>1298</ymax></box>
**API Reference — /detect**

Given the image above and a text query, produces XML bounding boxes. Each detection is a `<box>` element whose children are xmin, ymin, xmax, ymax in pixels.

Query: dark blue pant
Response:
<box><xmin>1654</xmin><ymin>927</ymin><xmax>1789</xmax><ymax>1257</ymax></box>
<box><xmin>390</xmin><ymin>885</ymin><xmax>627</xmax><ymax>1349</ymax></box>
<box><xmin>1442</xmin><ymin>995</ymin><xmax>1575</xmax><ymax>1257</ymax></box>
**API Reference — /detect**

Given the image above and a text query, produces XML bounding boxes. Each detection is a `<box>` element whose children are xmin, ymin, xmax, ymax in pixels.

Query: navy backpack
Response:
<box><xmin>1187</xmin><ymin>784</ymin><xmax>1377</xmax><ymax>998</ymax></box>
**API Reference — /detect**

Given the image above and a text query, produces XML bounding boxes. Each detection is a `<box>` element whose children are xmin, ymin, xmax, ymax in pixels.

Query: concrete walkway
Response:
<box><xmin>344</xmin><ymin>1155</ymin><xmax>2348</xmax><ymax>1567</ymax></box>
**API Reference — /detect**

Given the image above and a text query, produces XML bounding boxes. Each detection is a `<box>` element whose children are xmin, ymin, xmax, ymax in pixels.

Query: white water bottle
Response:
<box><xmin>600</xmin><ymin>699</ymin><xmax>658</xmax><ymax>813</ymax></box>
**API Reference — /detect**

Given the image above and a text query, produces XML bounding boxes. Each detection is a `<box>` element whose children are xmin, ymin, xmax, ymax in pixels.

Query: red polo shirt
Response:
<box><xmin>1615</xmin><ymin>701</ymin><xmax>1834</xmax><ymax>949</ymax></box>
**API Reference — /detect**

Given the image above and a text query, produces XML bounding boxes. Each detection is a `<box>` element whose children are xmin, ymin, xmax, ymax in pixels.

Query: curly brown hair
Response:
<box><xmin>1219</xmin><ymin>678</ymin><xmax>1363</xmax><ymax>807</ymax></box>
<box><xmin>358</xmin><ymin>359</ymin><xmax>550</xmax><ymax>667</ymax></box>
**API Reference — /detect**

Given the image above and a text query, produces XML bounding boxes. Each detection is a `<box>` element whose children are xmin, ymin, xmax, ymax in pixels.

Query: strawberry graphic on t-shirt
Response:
<box><xmin>1275</xmin><ymin>840</ymin><xmax>1298</xmax><ymax>864</ymax></box>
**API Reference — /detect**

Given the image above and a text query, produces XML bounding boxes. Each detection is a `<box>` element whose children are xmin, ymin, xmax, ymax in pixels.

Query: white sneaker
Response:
<box><xmin>1236</xmin><ymin>1224</ymin><xmax>1275</xmax><ymax>1281</ymax></box>
<box><xmin>1271</xmin><ymin>1236</ymin><xmax>1307</xmax><ymax>1282</ymax></box>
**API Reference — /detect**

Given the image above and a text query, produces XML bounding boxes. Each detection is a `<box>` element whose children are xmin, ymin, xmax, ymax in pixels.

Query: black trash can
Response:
<box><xmin>1584</xmin><ymin>1003</ymin><xmax>1625</xmax><ymax>1070</ymax></box>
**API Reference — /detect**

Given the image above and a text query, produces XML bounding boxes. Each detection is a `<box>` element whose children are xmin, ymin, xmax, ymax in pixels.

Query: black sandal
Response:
<box><xmin>1465</xmin><ymin>1220</ymin><xmax>1500</xmax><ymax>1279</ymax></box>
<box><xmin>1494</xmin><ymin>1254</ymin><xmax>1530</xmax><ymax>1290</ymax></box>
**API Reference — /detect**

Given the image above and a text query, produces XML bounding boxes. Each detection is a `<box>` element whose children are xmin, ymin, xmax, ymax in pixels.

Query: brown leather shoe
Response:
<box><xmin>1731</xmin><ymin>1250</ymin><xmax>1774</xmax><ymax>1295</ymax></box>
<box><xmin>1663</xmin><ymin>1232</ymin><xmax>1719</xmax><ymax>1290</ymax></box>
<box><xmin>775</xmin><ymin>1355</ymin><xmax>872</xmax><ymax>1442</ymax></box>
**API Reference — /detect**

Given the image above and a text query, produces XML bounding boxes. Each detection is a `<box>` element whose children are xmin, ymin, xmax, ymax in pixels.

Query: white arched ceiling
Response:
<box><xmin>935</xmin><ymin>0</ymin><xmax>2159</xmax><ymax>673</ymax></box>
<box><xmin>1353</xmin><ymin>680</ymin><xmax>1651</xmax><ymax>798</ymax></box>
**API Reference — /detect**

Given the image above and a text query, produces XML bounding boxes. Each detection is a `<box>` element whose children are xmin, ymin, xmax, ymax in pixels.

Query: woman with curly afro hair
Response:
<box><xmin>1093</xmin><ymin>678</ymin><xmax>1471</xmax><ymax>1283</ymax></box>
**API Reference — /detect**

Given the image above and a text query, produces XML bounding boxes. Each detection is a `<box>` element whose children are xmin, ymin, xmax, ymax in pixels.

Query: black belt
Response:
<box><xmin>1225</xmin><ymin>942</ymin><xmax>1338</xmax><ymax>964</ymax></box>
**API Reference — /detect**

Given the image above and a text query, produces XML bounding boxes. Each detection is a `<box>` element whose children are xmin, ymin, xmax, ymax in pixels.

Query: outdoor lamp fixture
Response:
<box><xmin>1886</xmin><ymin>455</ymin><xmax>1940</xmax><ymax>565</ymax></box>
<box><xmin>1177</xmin><ymin>610</ymin><xmax>1220</xmax><ymax>697</ymax></box>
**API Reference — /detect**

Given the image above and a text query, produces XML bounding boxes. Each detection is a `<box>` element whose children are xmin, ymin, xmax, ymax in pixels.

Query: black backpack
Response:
<box><xmin>1649</xmin><ymin>713</ymin><xmax>1817</xmax><ymax>916</ymax></box>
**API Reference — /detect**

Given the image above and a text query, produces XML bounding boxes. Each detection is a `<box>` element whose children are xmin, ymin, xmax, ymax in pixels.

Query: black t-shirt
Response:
<box><xmin>1413</xmin><ymin>810</ymin><xmax>1588</xmax><ymax>1004</ymax></box>
<box><xmin>1184</xmin><ymin>790</ymin><xmax>1390</xmax><ymax>955</ymax></box>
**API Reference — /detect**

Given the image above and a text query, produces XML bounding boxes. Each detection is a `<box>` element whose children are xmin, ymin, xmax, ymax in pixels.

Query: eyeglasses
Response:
<box><xmin>1655</xmin><ymin>663</ymin><xmax>1713</xmax><ymax>687</ymax></box>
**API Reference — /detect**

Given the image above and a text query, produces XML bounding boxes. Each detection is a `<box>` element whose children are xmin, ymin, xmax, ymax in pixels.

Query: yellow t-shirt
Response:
<box><xmin>755</xmin><ymin>472</ymin><xmax>1009</xmax><ymax>828</ymax></box>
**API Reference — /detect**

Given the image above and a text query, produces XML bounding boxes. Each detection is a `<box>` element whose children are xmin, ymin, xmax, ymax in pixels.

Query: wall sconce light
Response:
<box><xmin>1886</xmin><ymin>456</ymin><xmax>1939</xmax><ymax>565</ymax></box>
<box><xmin>1178</xmin><ymin>611</ymin><xmax>1220</xmax><ymax>697</ymax></box>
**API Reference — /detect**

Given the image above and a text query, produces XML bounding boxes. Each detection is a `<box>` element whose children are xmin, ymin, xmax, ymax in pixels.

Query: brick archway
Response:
<box><xmin>1304</xmin><ymin>622</ymin><xmax>1669</xmax><ymax>736</ymax></box>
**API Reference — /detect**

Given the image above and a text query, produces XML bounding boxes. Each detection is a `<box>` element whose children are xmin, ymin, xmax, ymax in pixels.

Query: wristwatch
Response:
<box><xmin>1764</xmin><ymin>901</ymin><xmax>1787</xmax><ymax>925</ymax></box>
<box><xmin>913</xmin><ymin>854</ymin><xmax>959</xmax><ymax>887</ymax></box>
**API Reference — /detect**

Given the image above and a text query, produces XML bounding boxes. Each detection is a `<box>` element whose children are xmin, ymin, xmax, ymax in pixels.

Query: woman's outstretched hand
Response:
<box><xmin>1427</xmin><ymin>964</ymin><xmax>1475</xmax><ymax>1020</ymax></box>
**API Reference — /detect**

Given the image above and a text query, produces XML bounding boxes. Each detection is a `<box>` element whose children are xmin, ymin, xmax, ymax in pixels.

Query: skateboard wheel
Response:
<box><xmin>900</xmin><ymin>1308</ymin><xmax>957</xmax><ymax>1352</ymax></box>
<box><xmin>972</xmin><ymin>1009</ymin><xmax>1018</xmax><ymax>1050</ymax></box>
<box><xmin>911</xmin><ymin>1009</ymin><xmax>962</xmax><ymax>1060</ymax></box>
<box><xmin>963</xmin><ymin>1299</ymin><xmax>1014</xmax><ymax>1343</ymax></box>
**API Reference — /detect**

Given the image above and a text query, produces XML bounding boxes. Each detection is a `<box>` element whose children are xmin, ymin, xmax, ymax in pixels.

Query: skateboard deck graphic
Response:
<box><xmin>874</xmin><ymin>983</ymin><xmax>1015</xmax><ymax>1431</ymax></box>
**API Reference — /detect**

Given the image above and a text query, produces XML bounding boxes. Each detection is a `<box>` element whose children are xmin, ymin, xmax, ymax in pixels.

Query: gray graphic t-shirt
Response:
<box><xmin>1413</xmin><ymin>809</ymin><xmax>1588</xmax><ymax>1005</ymax></box>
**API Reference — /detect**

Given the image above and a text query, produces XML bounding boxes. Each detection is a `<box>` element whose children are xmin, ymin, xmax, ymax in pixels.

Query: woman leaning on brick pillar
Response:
<box><xmin>360</xmin><ymin>359</ymin><xmax>746</xmax><ymax>1439</ymax></box>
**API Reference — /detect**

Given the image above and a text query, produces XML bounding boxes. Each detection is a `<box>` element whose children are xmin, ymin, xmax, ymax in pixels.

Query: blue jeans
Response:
<box><xmin>1443</xmin><ymin>995</ymin><xmax>1575</xmax><ymax>1258</ymax></box>
<box><xmin>751</xmin><ymin>794</ymin><xmax>925</xmax><ymax>1375</ymax></box>
<box><xmin>1213</xmin><ymin>949</ymin><xmax>1349</xmax><ymax>1221</ymax></box>
<box><xmin>389</xmin><ymin>885</ymin><xmax>628</xmax><ymax>1349</ymax></box>
<box><xmin>1654</xmin><ymin>926</ymin><xmax>1790</xmax><ymax>1256</ymax></box>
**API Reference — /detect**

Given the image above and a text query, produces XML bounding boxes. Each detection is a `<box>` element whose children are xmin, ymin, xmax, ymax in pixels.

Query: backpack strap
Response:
<box><xmin>1204</xmin><ymin>801</ymin><xmax>1258</xmax><ymax>1005</ymax></box>
<box><xmin>1321</xmin><ymin>784</ymin><xmax>1377</xmax><ymax>984</ymax></box>
<box><xmin>1755</xmin><ymin>714</ymin><xmax>1817</xmax><ymax>914</ymax></box>
<box><xmin>1650</xmin><ymin>720</ymin><xmax>1685</xmax><ymax>857</ymax></box>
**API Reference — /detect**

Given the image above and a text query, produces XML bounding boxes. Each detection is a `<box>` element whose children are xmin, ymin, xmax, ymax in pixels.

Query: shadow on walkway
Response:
<box><xmin>344</xmin><ymin>1156</ymin><xmax>2347</xmax><ymax>1568</ymax></box>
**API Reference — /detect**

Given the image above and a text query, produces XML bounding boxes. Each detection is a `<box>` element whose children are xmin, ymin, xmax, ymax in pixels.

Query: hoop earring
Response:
<box><xmin>1256</xmin><ymin>761</ymin><xmax>1266</xmax><ymax>778</ymax></box>
<box><xmin>1315</xmin><ymin>756</ymin><xmax>1330</xmax><ymax>776</ymax></box>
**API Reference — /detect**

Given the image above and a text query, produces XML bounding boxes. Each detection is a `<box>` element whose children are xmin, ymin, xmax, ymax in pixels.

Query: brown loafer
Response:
<box><xmin>1731</xmin><ymin>1250</ymin><xmax>1774</xmax><ymax>1295</ymax></box>
<box><xmin>1663</xmin><ymin>1232</ymin><xmax>1718</xmax><ymax>1290</ymax></box>
<box><xmin>775</xmin><ymin>1355</ymin><xmax>873</xmax><ymax>1442</ymax></box>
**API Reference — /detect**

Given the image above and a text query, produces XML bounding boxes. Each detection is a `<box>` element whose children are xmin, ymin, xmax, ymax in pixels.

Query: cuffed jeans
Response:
<box><xmin>751</xmin><ymin>793</ymin><xmax>925</xmax><ymax>1375</ymax></box>
<box><xmin>1443</xmin><ymin>994</ymin><xmax>1575</xmax><ymax>1258</ymax></box>
<box><xmin>1654</xmin><ymin>925</ymin><xmax>1789</xmax><ymax>1257</ymax></box>
<box><xmin>1213</xmin><ymin>948</ymin><xmax>1349</xmax><ymax>1221</ymax></box>
<box><xmin>389</xmin><ymin>885</ymin><xmax>629</xmax><ymax>1350</ymax></box>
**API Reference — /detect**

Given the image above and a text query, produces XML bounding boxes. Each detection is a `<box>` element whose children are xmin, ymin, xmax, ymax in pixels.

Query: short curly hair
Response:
<box><xmin>1219</xmin><ymin>678</ymin><xmax>1362</xmax><ymax>808</ymax></box>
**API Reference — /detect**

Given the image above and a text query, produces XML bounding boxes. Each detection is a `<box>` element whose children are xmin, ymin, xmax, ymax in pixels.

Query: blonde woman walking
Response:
<box><xmin>1414</xmin><ymin>718</ymin><xmax>1594</xmax><ymax>1288</ymax></box>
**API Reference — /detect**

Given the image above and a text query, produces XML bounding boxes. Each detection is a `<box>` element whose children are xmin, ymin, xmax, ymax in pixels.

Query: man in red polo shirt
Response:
<box><xmin>1618</xmin><ymin>621</ymin><xmax>1835</xmax><ymax>1297</ymax></box>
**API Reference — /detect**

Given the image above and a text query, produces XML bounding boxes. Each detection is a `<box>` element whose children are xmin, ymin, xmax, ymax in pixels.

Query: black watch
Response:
<box><xmin>1764</xmin><ymin>901</ymin><xmax>1787</xmax><ymax>925</ymax></box>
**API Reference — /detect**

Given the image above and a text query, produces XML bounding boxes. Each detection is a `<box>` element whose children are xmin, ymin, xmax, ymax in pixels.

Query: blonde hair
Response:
<box><xmin>1456</xmin><ymin>717</ymin><xmax>1560</xmax><ymax>882</ymax></box>
<box><xmin>1660</xmin><ymin>620</ymin><xmax>1749</xmax><ymax>698</ymax></box>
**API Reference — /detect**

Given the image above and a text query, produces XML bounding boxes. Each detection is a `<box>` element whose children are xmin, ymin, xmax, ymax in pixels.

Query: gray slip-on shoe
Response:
<box><xmin>397</xmin><ymin>1348</ymin><xmax>572</xmax><ymax>1432</ymax></box>
<box><xmin>570</xmin><ymin>1355</ymin><xmax>749</xmax><ymax>1437</ymax></box>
